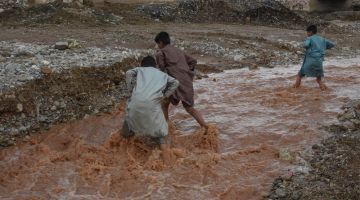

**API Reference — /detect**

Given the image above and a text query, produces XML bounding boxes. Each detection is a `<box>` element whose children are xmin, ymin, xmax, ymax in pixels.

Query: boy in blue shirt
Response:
<box><xmin>293</xmin><ymin>25</ymin><xmax>335</xmax><ymax>90</ymax></box>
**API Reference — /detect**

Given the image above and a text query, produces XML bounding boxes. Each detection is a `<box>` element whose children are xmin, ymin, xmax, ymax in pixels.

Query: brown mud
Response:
<box><xmin>1</xmin><ymin>60</ymin><xmax>359</xmax><ymax>199</ymax></box>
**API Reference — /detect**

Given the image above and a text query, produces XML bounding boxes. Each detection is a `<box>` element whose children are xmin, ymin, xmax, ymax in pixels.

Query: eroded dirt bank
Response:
<box><xmin>1</xmin><ymin>58</ymin><xmax>359</xmax><ymax>199</ymax></box>
<box><xmin>0</xmin><ymin>59</ymin><xmax>137</xmax><ymax>147</ymax></box>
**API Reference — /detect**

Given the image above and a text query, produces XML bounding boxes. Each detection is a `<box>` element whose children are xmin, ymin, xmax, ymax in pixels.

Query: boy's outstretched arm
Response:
<box><xmin>185</xmin><ymin>53</ymin><xmax>197</xmax><ymax>71</ymax></box>
<box><xmin>326</xmin><ymin>39</ymin><xmax>335</xmax><ymax>49</ymax></box>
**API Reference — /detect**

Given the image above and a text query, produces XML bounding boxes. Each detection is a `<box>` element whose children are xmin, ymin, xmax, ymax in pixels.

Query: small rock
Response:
<box><xmin>233</xmin><ymin>54</ymin><xmax>243</xmax><ymax>61</ymax></box>
<box><xmin>312</xmin><ymin>144</ymin><xmax>321</xmax><ymax>150</ymax></box>
<box><xmin>16</xmin><ymin>103</ymin><xmax>23</xmax><ymax>112</ymax></box>
<box><xmin>41</xmin><ymin>67</ymin><xmax>52</xmax><ymax>75</ymax></box>
<box><xmin>291</xmin><ymin>191</ymin><xmax>302</xmax><ymax>200</ymax></box>
<box><xmin>110</xmin><ymin>96</ymin><xmax>116</xmax><ymax>102</ymax></box>
<box><xmin>245</xmin><ymin>16</ymin><xmax>251</xmax><ymax>24</ymax></box>
<box><xmin>55</xmin><ymin>42</ymin><xmax>69</xmax><ymax>50</ymax></box>
<box><xmin>11</xmin><ymin>128</ymin><xmax>19</xmax><ymax>134</ymax></box>
<box><xmin>248</xmin><ymin>64</ymin><xmax>258</xmax><ymax>70</ymax></box>
<box><xmin>31</xmin><ymin>58</ymin><xmax>38</xmax><ymax>64</ymax></box>
<box><xmin>60</xmin><ymin>101</ymin><xmax>66</xmax><ymax>108</ymax></box>
<box><xmin>344</xmin><ymin>121</ymin><xmax>356</xmax><ymax>130</ymax></box>
<box><xmin>54</xmin><ymin>101</ymin><xmax>60</xmax><ymax>107</ymax></box>
<box><xmin>51</xmin><ymin>106</ymin><xmax>57</xmax><ymax>111</ymax></box>
<box><xmin>342</xmin><ymin>46</ymin><xmax>350</xmax><ymax>51</ymax></box>
<box><xmin>106</xmin><ymin>100</ymin><xmax>113</xmax><ymax>106</ymax></box>
<box><xmin>31</xmin><ymin>65</ymin><xmax>39</xmax><ymax>70</ymax></box>
<box><xmin>24</xmin><ymin>135</ymin><xmax>31</xmax><ymax>141</ymax></box>
<box><xmin>279</xmin><ymin>148</ymin><xmax>294</xmax><ymax>161</ymax></box>
<box><xmin>0</xmin><ymin>8</ymin><xmax>4</xmax><ymax>13</ymax></box>
<box><xmin>41</xmin><ymin>60</ymin><xmax>50</xmax><ymax>65</ymax></box>
<box><xmin>275</xmin><ymin>188</ymin><xmax>287</xmax><ymax>198</ymax></box>
<box><xmin>18</xmin><ymin>126</ymin><xmax>27</xmax><ymax>132</ymax></box>
<box><xmin>38</xmin><ymin>116</ymin><xmax>48</xmax><ymax>123</ymax></box>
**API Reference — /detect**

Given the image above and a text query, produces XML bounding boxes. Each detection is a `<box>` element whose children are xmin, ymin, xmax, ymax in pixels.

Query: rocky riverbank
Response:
<box><xmin>267</xmin><ymin>99</ymin><xmax>360</xmax><ymax>200</ymax></box>
<box><xmin>0</xmin><ymin>58</ymin><xmax>139</xmax><ymax>147</ymax></box>
<box><xmin>140</xmin><ymin>0</ymin><xmax>311</xmax><ymax>29</ymax></box>
<box><xmin>0</xmin><ymin>39</ymin><xmax>155</xmax><ymax>147</ymax></box>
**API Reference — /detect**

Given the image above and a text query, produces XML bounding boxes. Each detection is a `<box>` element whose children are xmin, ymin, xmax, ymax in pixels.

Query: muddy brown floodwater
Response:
<box><xmin>0</xmin><ymin>57</ymin><xmax>359</xmax><ymax>200</ymax></box>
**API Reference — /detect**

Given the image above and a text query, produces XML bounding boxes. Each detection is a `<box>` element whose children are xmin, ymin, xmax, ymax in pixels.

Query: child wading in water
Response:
<box><xmin>293</xmin><ymin>25</ymin><xmax>335</xmax><ymax>90</ymax></box>
<box><xmin>155</xmin><ymin>32</ymin><xmax>208</xmax><ymax>130</ymax></box>
<box><xmin>122</xmin><ymin>56</ymin><xmax>179</xmax><ymax>151</ymax></box>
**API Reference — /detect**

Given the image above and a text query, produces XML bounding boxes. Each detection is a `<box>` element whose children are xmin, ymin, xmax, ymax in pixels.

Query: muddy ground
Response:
<box><xmin>0</xmin><ymin>1</ymin><xmax>360</xmax><ymax>199</ymax></box>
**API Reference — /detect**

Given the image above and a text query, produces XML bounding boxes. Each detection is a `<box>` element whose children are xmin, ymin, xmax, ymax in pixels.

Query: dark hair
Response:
<box><xmin>154</xmin><ymin>32</ymin><xmax>171</xmax><ymax>45</ymax></box>
<box><xmin>141</xmin><ymin>56</ymin><xmax>156</xmax><ymax>67</ymax></box>
<box><xmin>306</xmin><ymin>25</ymin><xmax>317</xmax><ymax>34</ymax></box>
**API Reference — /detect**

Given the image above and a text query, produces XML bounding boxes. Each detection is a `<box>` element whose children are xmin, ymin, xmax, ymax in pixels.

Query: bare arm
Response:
<box><xmin>164</xmin><ymin>76</ymin><xmax>180</xmax><ymax>98</ymax></box>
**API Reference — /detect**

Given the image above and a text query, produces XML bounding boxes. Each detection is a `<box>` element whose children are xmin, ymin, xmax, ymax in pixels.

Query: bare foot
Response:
<box><xmin>203</xmin><ymin>124</ymin><xmax>209</xmax><ymax>135</ymax></box>
<box><xmin>159</xmin><ymin>143</ymin><xmax>167</xmax><ymax>151</ymax></box>
<box><xmin>293</xmin><ymin>75</ymin><xmax>302</xmax><ymax>88</ymax></box>
<box><xmin>292</xmin><ymin>82</ymin><xmax>301</xmax><ymax>88</ymax></box>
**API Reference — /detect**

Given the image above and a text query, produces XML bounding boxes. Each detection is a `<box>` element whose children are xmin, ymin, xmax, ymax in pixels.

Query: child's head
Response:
<box><xmin>155</xmin><ymin>32</ymin><xmax>170</xmax><ymax>49</ymax></box>
<box><xmin>141</xmin><ymin>56</ymin><xmax>156</xmax><ymax>67</ymax></box>
<box><xmin>306</xmin><ymin>25</ymin><xmax>317</xmax><ymax>37</ymax></box>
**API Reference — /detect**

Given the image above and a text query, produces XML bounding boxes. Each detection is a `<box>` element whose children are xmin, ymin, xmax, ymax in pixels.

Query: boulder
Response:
<box><xmin>55</xmin><ymin>42</ymin><xmax>69</xmax><ymax>50</ymax></box>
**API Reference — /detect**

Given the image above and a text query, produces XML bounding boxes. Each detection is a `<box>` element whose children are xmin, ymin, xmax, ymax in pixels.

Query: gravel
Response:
<box><xmin>0</xmin><ymin>41</ymin><xmax>154</xmax><ymax>92</ymax></box>
<box><xmin>140</xmin><ymin>0</ymin><xmax>308</xmax><ymax>28</ymax></box>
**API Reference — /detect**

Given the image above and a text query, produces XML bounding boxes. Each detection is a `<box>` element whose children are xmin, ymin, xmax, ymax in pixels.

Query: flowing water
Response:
<box><xmin>1</xmin><ymin>57</ymin><xmax>359</xmax><ymax>200</ymax></box>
